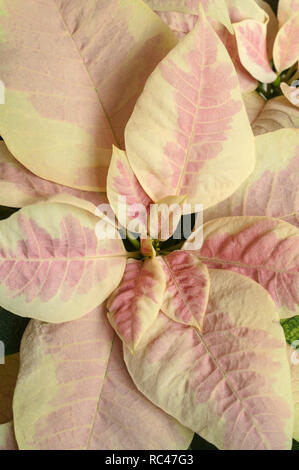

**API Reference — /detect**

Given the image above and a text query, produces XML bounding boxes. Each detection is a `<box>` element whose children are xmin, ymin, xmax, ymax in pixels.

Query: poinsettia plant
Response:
<box><xmin>0</xmin><ymin>0</ymin><xmax>298</xmax><ymax>451</ymax></box>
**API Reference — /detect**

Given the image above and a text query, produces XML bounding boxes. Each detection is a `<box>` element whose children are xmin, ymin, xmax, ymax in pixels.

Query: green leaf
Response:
<box><xmin>281</xmin><ymin>316</ymin><xmax>299</xmax><ymax>345</ymax></box>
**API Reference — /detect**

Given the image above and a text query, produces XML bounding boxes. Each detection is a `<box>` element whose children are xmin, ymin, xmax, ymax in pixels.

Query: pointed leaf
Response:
<box><xmin>202</xmin><ymin>0</ymin><xmax>233</xmax><ymax>33</ymax></box>
<box><xmin>273</xmin><ymin>12</ymin><xmax>299</xmax><ymax>73</ymax></box>
<box><xmin>278</xmin><ymin>0</ymin><xmax>299</xmax><ymax>26</ymax></box>
<box><xmin>0</xmin><ymin>142</ymin><xmax>107</xmax><ymax>208</ymax></box>
<box><xmin>107</xmin><ymin>146</ymin><xmax>152</xmax><ymax>235</ymax></box>
<box><xmin>215</xmin><ymin>25</ymin><xmax>258</xmax><ymax>92</ymax></box>
<box><xmin>287</xmin><ymin>344</ymin><xmax>299</xmax><ymax>440</ymax></box>
<box><xmin>140</xmin><ymin>238</ymin><xmax>156</xmax><ymax>258</ymax></box>
<box><xmin>159</xmin><ymin>250</ymin><xmax>210</xmax><ymax>329</ymax></box>
<box><xmin>125</xmin><ymin>8</ymin><xmax>255</xmax><ymax>208</ymax></box>
<box><xmin>242</xmin><ymin>91</ymin><xmax>265</xmax><ymax>123</ymax></box>
<box><xmin>0</xmin><ymin>353</ymin><xmax>19</xmax><ymax>424</ymax></box>
<box><xmin>145</xmin><ymin>0</ymin><xmax>233</xmax><ymax>33</ymax></box>
<box><xmin>155</xmin><ymin>10</ymin><xmax>198</xmax><ymax>40</ymax></box>
<box><xmin>252</xmin><ymin>96</ymin><xmax>299</xmax><ymax>135</ymax></box>
<box><xmin>204</xmin><ymin>129</ymin><xmax>299</xmax><ymax>227</ymax></box>
<box><xmin>144</xmin><ymin>0</ymin><xmax>199</xmax><ymax>15</ymax></box>
<box><xmin>281</xmin><ymin>82</ymin><xmax>299</xmax><ymax>108</ymax></box>
<box><xmin>13</xmin><ymin>306</ymin><xmax>193</xmax><ymax>450</ymax></box>
<box><xmin>0</xmin><ymin>0</ymin><xmax>177</xmax><ymax>190</ymax></box>
<box><xmin>0</xmin><ymin>202</ymin><xmax>127</xmax><ymax>322</ymax></box>
<box><xmin>255</xmin><ymin>0</ymin><xmax>278</xmax><ymax>57</ymax></box>
<box><xmin>107</xmin><ymin>259</ymin><xmax>165</xmax><ymax>352</ymax></box>
<box><xmin>0</xmin><ymin>422</ymin><xmax>18</xmax><ymax>450</ymax></box>
<box><xmin>125</xmin><ymin>269</ymin><xmax>294</xmax><ymax>450</ymax></box>
<box><xmin>187</xmin><ymin>215</ymin><xmax>299</xmax><ymax>318</ymax></box>
<box><xmin>233</xmin><ymin>19</ymin><xmax>277</xmax><ymax>83</ymax></box>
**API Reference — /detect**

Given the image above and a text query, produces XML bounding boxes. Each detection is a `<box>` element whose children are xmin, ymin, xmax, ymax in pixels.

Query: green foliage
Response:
<box><xmin>281</xmin><ymin>316</ymin><xmax>299</xmax><ymax>346</ymax></box>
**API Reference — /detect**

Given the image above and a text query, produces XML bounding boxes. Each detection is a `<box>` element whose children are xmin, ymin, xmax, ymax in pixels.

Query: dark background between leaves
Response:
<box><xmin>1</xmin><ymin>0</ymin><xmax>298</xmax><ymax>451</ymax></box>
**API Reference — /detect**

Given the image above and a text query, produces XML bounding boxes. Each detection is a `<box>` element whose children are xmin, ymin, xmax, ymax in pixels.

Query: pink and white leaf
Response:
<box><xmin>159</xmin><ymin>250</ymin><xmax>210</xmax><ymax>329</ymax></box>
<box><xmin>278</xmin><ymin>0</ymin><xmax>299</xmax><ymax>26</ymax></box>
<box><xmin>107</xmin><ymin>146</ymin><xmax>152</xmax><ymax>235</ymax></box>
<box><xmin>13</xmin><ymin>305</ymin><xmax>193</xmax><ymax>450</ymax></box>
<box><xmin>0</xmin><ymin>0</ymin><xmax>177</xmax><ymax>191</ymax></box>
<box><xmin>0</xmin><ymin>202</ymin><xmax>127</xmax><ymax>322</ymax></box>
<box><xmin>125</xmin><ymin>7</ymin><xmax>255</xmax><ymax>208</ymax></box>
<box><xmin>107</xmin><ymin>259</ymin><xmax>166</xmax><ymax>352</ymax></box>
<box><xmin>189</xmin><ymin>215</ymin><xmax>299</xmax><ymax>318</ymax></box>
<box><xmin>203</xmin><ymin>129</ymin><xmax>299</xmax><ymax>227</ymax></box>
<box><xmin>0</xmin><ymin>142</ymin><xmax>107</xmax><ymax>208</ymax></box>
<box><xmin>281</xmin><ymin>82</ymin><xmax>299</xmax><ymax>107</ymax></box>
<box><xmin>273</xmin><ymin>11</ymin><xmax>299</xmax><ymax>72</ymax></box>
<box><xmin>125</xmin><ymin>269</ymin><xmax>294</xmax><ymax>450</ymax></box>
<box><xmin>233</xmin><ymin>19</ymin><xmax>277</xmax><ymax>83</ymax></box>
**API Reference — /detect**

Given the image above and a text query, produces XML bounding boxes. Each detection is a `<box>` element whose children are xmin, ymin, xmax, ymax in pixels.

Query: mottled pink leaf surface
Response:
<box><xmin>215</xmin><ymin>25</ymin><xmax>258</xmax><ymax>92</ymax></box>
<box><xmin>125</xmin><ymin>9</ymin><xmax>255</xmax><ymax>208</ymax></box>
<box><xmin>156</xmin><ymin>11</ymin><xmax>198</xmax><ymax>39</ymax></box>
<box><xmin>203</xmin><ymin>129</ymin><xmax>299</xmax><ymax>227</ymax></box>
<box><xmin>0</xmin><ymin>142</ymin><xmax>107</xmax><ymax>208</ymax></box>
<box><xmin>107</xmin><ymin>259</ymin><xmax>166</xmax><ymax>351</ymax></box>
<box><xmin>0</xmin><ymin>202</ymin><xmax>127</xmax><ymax>322</ymax></box>
<box><xmin>281</xmin><ymin>82</ymin><xmax>299</xmax><ymax>108</ymax></box>
<box><xmin>274</xmin><ymin>11</ymin><xmax>299</xmax><ymax>72</ymax></box>
<box><xmin>125</xmin><ymin>269</ymin><xmax>293</xmax><ymax>450</ymax></box>
<box><xmin>0</xmin><ymin>422</ymin><xmax>18</xmax><ymax>450</ymax></box>
<box><xmin>0</xmin><ymin>0</ymin><xmax>176</xmax><ymax>190</ymax></box>
<box><xmin>107</xmin><ymin>147</ymin><xmax>152</xmax><ymax>234</ymax></box>
<box><xmin>13</xmin><ymin>306</ymin><xmax>193</xmax><ymax>450</ymax></box>
<box><xmin>159</xmin><ymin>251</ymin><xmax>210</xmax><ymax>329</ymax></box>
<box><xmin>278</xmin><ymin>0</ymin><xmax>299</xmax><ymax>26</ymax></box>
<box><xmin>189</xmin><ymin>216</ymin><xmax>299</xmax><ymax>318</ymax></box>
<box><xmin>233</xmin><ymin>20</ymin><xmax>277</xmax><ymax>83</ymax></box>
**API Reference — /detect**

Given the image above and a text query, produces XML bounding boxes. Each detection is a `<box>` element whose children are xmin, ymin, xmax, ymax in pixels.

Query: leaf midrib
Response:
<box><xmin>198</xmin><ymin>255</ymin><xmax>299</xmax><ymax>275</ymax></box>
<box><xmin>53</xmin><ymin>0</ymin><xmax>119</xmax><ymax>147</ymax></box>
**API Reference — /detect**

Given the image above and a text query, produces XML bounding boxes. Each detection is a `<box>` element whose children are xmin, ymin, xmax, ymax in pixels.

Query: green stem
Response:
<box><xmin>126</xmin><ymin>232</ymin><xmax>140</xmax><ymax>250</ymax></box>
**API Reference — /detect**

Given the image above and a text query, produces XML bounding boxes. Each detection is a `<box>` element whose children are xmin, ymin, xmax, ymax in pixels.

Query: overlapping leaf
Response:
<box><xmin>273</xmin><ymin>11</ymin><xmax>299</xmax><ymax>73</ymax></box>
<box><xmin>13</xmin><ymin>305</ymin><xmax>193</xmax><ymax>450</ymax></box>
<box><xmin>0</xmin><ymin>202</ymin><xmax>127</xmax><ymax>322</ymax></box>
<box><xmin>242</xmin><ymin>91</ymin><xmax>265</xmax><ymax>124</ymax></box>
<box><xmin>185</xmin><ymin>216</ymin><xmax>299</xmax><ymax>318</ymax></box>
<box><xmin>107</xmin><ymin>259</ymin><xmax>166</xmax><ymax>352</ymax></box>
<box><xmin>125</xmin><ymin>7</ymin><xmax>255</xmax><ymax>208</ymax></box>
<box><xmin>159</xmin><ymin>250</ymin><xmax>210</xmax><ymax>329</ymax></box>
<box><xmin>107</xmin><ymin>146</ymin><xmax>152</xmax><ymax>235</ymax></box>
<box><xmin>281</xmin><ymin>82</ymin><xmax>299</xmax><ymax>108</ymax></box>
<box><xmin>125</xmin><ymin>269</ymin><xmax>294</xmax><ymax>450</ymax></box>
<box><xmin>0</xmin><ymin>142</ymin><xmax>107</xmax><ymax>208</ymax></box>
<box><xmin>278</xmin><ymin>0</ymin><xmax>299</xmax><ymax>26</ymax></box>
<box><xmin>204</xmin><ymin>129</ymin><xmax>299</xmax><ymax>227</ymax></box>
<box><xmin>0</xmin><ymin>0</ymin><xmax>177</xmax><ymax>190</ymax></box>
<box><xmin>233</xmin><ymin>20</ymin><xmax>276</xmax><ymax>83</ymax></box>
